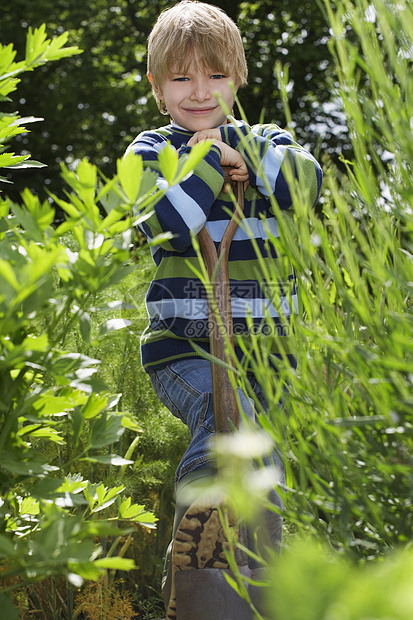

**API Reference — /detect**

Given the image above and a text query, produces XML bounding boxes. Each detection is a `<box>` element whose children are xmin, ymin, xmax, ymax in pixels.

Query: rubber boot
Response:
<box><xmin>161</xmin><ymin>468</ymin><xmax>217</xmax><ymax>610</ymax></box>
<box><xmin>162</xmin><ymin>471</ymin><xmax>282</xmax><ymax>619</ymax></box>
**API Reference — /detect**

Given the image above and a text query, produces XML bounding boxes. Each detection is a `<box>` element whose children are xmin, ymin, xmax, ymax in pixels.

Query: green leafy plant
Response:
<box><xmin>74</xmin><ymin>578</ymin><xmax>136</xmax><ymax>620</ymax></box>
<box><xmin>0</xmin><ymin>24</ymin><xmax>81</xmax><ymax>182</ymax></box>
<box><xmin>0</xmin><ymin>25</ymin><xmax>212</xmax><ymax>618</ymax></box>
<box><xmin>187</xmin><ymin>0</ymin><xmax>412</xmax><ymax>615</ymax></box>
<box><xmin>268</xmin><ymin>538</ymin><xmax>413</xmax><ymax>620</ymax></box>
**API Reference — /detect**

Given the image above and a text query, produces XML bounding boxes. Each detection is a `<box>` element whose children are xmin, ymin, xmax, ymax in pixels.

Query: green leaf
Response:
<box><xmin>0</xmin><ymin>449</ymin><xmax>59</xmax><ymax>477</ymax></box>
<box><xmin>137</xmin><ymin>168</ymin><xmax>159</xmax><ymax>197</ymax></box>
<box><xmin>99</xmin><ymin>318</ymin><xmax>132</xmax><ymax>336</ymax></box>
<box><xmin>0</xmin><ymin>534</ymin><xmax>16</xmax><ymax>558</ymax></box>
<box><xmin>18</xmin><ymin>425</ymin><xmax>64</xmax><ymax>444</ymax></box>
<box><xmin>94</xmin><ymin>557</ymin><xmax>137</xmax><ymax>571</ymax></box>
<box><xmin>32</xmin><ymin>393</ymin><xmax>79</xmax><ymax>417</ymax></box>
<box><xmin>49</xmin><ymin>192</ymin><xmax>80</xmax><ymax>219</ymax></box>
<box><xmin>89</xmin><ymin>413</ymin><xmax>124</xmax><ymax>449</ymax></box>
<box><xmin>25</xmin><ymin>24</ymin><xmax>49</xmax><ymax>66</ymax></box>
<box><xmin>31</xmin><ymin>478</ymin><xmax>64</xmax><ymax>500</ymax></box>
<box><xmin>20</xmin><ymin>496</ymin><xmax>40</xmax><ymax>516</ymax></box>
<box><xmin>84</xmin><ymin>484</ymin><xmax>116</xmax><ymax>512</ymax></box>
<box><xmin>81</xmin><ymin>393</ymin><xmax>108</xmax><ymax>420</ymax></box>
<box><xmin>68</xmin><ymin>562</ymin><xmax>103</xmax><ymax>581</ymax></box>
<box><xmin>44</xmin><ymin>31</ymin><xmax>82</xmax><ymax>62</ymax></box>
<box><xmin>135</xmin><ymin>512</ymin><xmax>157</xmax><ymax>529</ymax></box>
<box><xmin>148</xmin><ymin>231</ymin><xmax>174</xmax><ymax>247</ymax></box>
<box><xmin>82</xmin><ymin>454</ymin><xmax>134</xmax><ymax>467</ymax></box>
<box><xmin>29</xmin><ymin>427</ymin><xmax>65</xmax><ymax>444</ymax></box>
<box><xmin>106</xmin><ymin>393</ymin><xmax>122</xmax><ymax>410</ymax></box>
<box><xmin>121</xmin><ymin>414</ymin><xmax>143</xmax><ymax>433</ymax></box>
<box><xmin>52</xmin><ymin>353</ymin><xmax>101</xmax><ymax>377</ymax></box>
<box><xmin>0</xmin><ymin>258</ymin><xmax>19</xmax><ymax>289</ymax></box>
<box><xmin>83</xmin><ymin>485</ymin><xmax>96</xmax><ymax>511</ymax></box>
<box><xmin>56</xmin><ymin>475</ymin><xmax>87</xmax><ymax>494</ymax></box>
<box><xmin>23</xmin><ymin>25</ymin><xmax>81</xmax><ymax>67</ymax></box>
<box><xmin>60</xmin><ymin>159</ymin><xmax>99</xmax><ymax>213</ymax></box>
<box><xmin>157</xmin><ymin>142</ymin><xmax>179</xmax><ymax>185</ymax></box>
<box><xmin>79</xmin><ymin>311</ymin><xmax>91</xmax><ymax>344</ymax></box>
<box><xmin>0</xmin><ymin>593</ymin><xmax>20</xmax><ymax>620</ymax></box>
<box><xmin>223</xmin><ymin>571</ymin><xmax>242</xmax><ymax>596</ymax></box>
<box><xmin>0</xmin><ymin>152</ymin><xmax>29</xmax><ymax>168</ymax></box>
<box><xmin>118</xmin><ymin>497</ymin><xmax>137</xmax><ymax>519</ymax></box>
<box><xmin>5</xmin><ymin>159</ymin><xmax>46</xmax><ymax>169</ymax></box>
<box><xmin>20</xmin><ymin>188</ymin><xmax>55</xmax><ymax>230</ymax></box>
<box><xmin>98</xmin><ymin>187</ymin><xmax>123</xmax><ymax>215</ymax></box>
<box><xmin>117</xmin><ymin>150</ymin><xmax>143</xmax><ymax>203</ymax></box>
<box><xmin>176</xmin><ymin>140</ymin><xmax>213</xmax><ymax>182</ymax></box>
<box><xmin>77</xmin><ymin>521</ymin><xmax>132</xmax><ymax>539</ymax></box>
<box><xmin>118</xmin><ymin>497</ymin><xmax>157</xmax><ymax>527</ymax></box>
<box><xmin>98</xmin><ymin>206</ymin><xmax>128</xmax><ymax>232</ymax></box>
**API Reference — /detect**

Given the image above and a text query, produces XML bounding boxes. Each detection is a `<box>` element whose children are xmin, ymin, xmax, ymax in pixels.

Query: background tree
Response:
<box><xmin>1</xmin><ymin>0</ymin><xmax>346</xmax><ymax>203</ymax></box>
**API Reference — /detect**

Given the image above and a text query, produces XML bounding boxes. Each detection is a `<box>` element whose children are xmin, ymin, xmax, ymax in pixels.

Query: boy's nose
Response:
<box><xmin>190</xmin><ymin>78</ymin><xmax>211</xmax><ymax>102</ymax></box>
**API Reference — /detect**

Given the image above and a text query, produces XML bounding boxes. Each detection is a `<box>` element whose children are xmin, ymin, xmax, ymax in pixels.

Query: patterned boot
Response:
<box><xmin>162</xmin><ymin>469</ymin><xmax>238</xmax><ymax>620</ymax></box>
<box><xmin>166</xmin><ymin>496</ymin><xmax>238</xmax><ymax>619</ymax></box>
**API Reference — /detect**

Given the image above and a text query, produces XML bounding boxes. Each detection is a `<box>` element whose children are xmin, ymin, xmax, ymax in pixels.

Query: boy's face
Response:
<box><xmin>154</xmin><ymin>56</ymin><xmax>238</xmax><ymax>132</ymax></box>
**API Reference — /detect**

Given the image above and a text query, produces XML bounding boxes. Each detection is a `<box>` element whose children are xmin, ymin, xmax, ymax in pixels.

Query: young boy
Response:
<box><xmin>126</xmin><ymin>1</ymin><xmax>322</xmax><ymax>617</ymax></box>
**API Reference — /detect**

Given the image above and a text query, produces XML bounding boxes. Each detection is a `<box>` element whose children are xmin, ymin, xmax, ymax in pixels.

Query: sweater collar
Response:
<box><xmin>169</xmin><ymin>118</ymin><xmax>236</xmax><ymax>133</ymax></box>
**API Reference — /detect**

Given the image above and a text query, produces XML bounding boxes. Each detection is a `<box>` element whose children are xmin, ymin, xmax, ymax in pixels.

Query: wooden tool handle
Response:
<box><xmin>198</xmin><ymin>181</ymin><xmax>245</xmax><ymax>433</ymax></box>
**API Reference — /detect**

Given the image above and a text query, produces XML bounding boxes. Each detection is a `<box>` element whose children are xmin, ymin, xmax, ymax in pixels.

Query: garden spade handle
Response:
<box><xmin>197</xmin><ymin>180</ymin><xmax>244</xmax><ymax>433</ymax></box>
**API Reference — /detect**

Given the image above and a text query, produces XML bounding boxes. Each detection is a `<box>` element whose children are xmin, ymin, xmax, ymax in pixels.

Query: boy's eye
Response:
<box><xmin>211</xmin><ymin>74</ymin><xmax>226</xmax><ymax>80</ymax></box>
<box><xmin>173</xmin><ymin>77</ymin><xmax>189</xmax><ymax>82</ymax></box>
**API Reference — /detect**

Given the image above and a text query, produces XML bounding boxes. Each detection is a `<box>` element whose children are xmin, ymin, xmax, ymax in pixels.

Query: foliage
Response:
<box><xmin>189</xmin><ymin>0</ymin><xmax>413</xmax><ymax>615</ymax></box>
<box><xmin>274</xmin><ymin>0</ymin><xmax>413</xmax><ymax>555</ymax></box>
<box><xmin>267</xmin><ymin>538</ymin><xmax>413</xmax><ymax>620</ymax></box>
<box><xmin>0</xmin><ymin>22</ymin><xmax>81</xmax><ymax>182</ymax></box>
<box><xmin>1</xmin><ymin>0</ymin><xmax>412</xmax><ymax>617</ymax></box>
<box><xmin>74</xmin><ymin>578</ymin><xmax>136</xmax><ymax>620</ymax></box>
<box><xmin>237</xmin><ymin>0</ymin><xmax>339</xmax><ymax>155</ymax></box>
<box><xmin>0</xmin><ymin>26</ymin><xmax>209</xmax><ymax>617</ymax></box>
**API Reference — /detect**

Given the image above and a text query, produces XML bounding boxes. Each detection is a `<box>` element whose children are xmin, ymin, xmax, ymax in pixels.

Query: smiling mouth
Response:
<box><xmin>184</xmin><ymin>107</ymin><xmax>216</xmax><ymax>113</ymax></box>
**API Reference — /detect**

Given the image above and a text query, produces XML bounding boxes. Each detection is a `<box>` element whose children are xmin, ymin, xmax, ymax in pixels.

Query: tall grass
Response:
<box><xmin>205</xmin><ymin>0</ymin><xmax>413</xmax><ymax>615</ymax></box>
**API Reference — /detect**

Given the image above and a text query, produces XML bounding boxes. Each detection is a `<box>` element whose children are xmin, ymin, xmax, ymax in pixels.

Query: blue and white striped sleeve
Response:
<box><xmin>221</xmin><ymin>122</ymin><xmax>323</xmax><ymax>210</ymax></box>
<box><xmin>128</xmin><ymin>135</ymin><xmax>225</xmax><ymax>252</ymax></box>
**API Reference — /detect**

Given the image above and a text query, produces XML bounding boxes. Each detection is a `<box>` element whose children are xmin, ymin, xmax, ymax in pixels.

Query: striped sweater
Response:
<box><xmin>127</xmin><ymin>119</ymin><xmax>322</xmax><ymax>371</ymax></box>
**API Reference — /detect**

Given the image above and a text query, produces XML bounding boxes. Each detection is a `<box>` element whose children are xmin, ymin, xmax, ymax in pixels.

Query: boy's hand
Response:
<box><xmin>187</xmin><ymin>130</ymin><xmax>249</xmax><ymax>186</ymax></box>
<box><xmin>216</xmin><ymin>142</ymin><xmax>249</xmax><ymax>184</ymax></box>
<box><xmin>187</xmin><ymin>129</ymin><xmax>221</xmax><ymax>144</ymax></box>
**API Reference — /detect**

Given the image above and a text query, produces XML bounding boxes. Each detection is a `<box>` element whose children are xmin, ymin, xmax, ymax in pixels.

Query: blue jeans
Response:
<box><xmin>148</xmin><ymin>358</ymin><xmax>285</xmax><ymax>487</ymax></box>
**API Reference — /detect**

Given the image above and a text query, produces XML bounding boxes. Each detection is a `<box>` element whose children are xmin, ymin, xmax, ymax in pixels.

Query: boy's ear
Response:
<box><xmin>147</xmin><ymin>73</ymin><xmax>162</xmax><ymax>98</ymax></box>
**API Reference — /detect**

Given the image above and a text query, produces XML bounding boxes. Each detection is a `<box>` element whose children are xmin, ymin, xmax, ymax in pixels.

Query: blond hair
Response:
<box><xmin>147</xmin><ymin>1</ymin><xmax>248</xmax><ymax>111</ymax></box>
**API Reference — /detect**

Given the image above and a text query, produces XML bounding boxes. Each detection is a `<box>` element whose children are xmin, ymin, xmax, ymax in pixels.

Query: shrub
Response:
<box><xmin>0</xmin><ymin>25</ymin><xmax>209</xmax><ymax>617</ymax></box>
